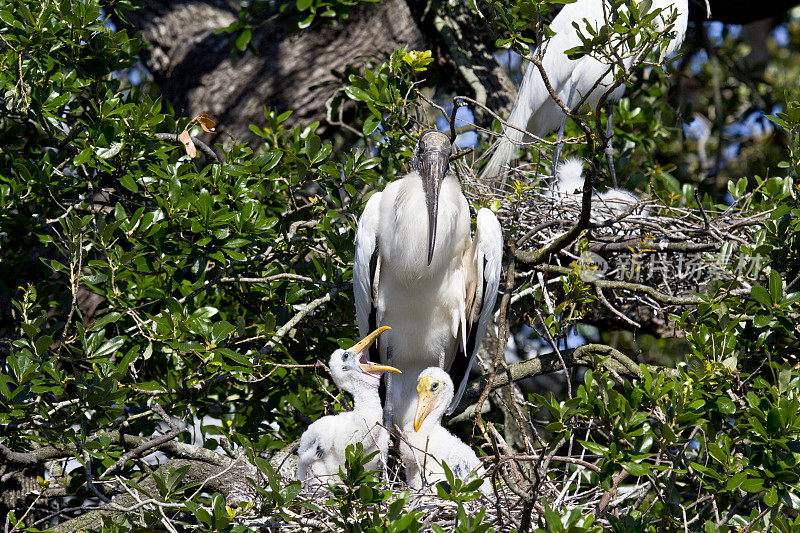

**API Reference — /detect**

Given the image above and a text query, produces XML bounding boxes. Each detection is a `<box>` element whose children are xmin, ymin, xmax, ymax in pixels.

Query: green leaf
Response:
<box><xmin>282</xmin><ymin>481</ymin><xmax>302</xmax><ymax>502</ymax></box>
<box><xmin>297</xmin><ymin>13</ymin><xmax>315</xmax><ymax>28</ymax></box>
<box><xmin>34</xmin><ymin>335</ymin><xmax>53</xmax><ymax>356</ymax></box>
<box><xmin>753</xmin><ymin>313</ymin><xmax>772</xmax><ymax>327</ymax></box>
<box><xmin>769</xmin><ymin>269</ymin><xmax>783</xmax><ymax>302</ymax></box>
<box><xmin>344</xmin><ymin>86</ymin><xmax>373</xmax><ymax>103</ymax></box>
<box><xmin>362</xmin><ymin>114</ymin><xmax>381</xmax><ymax>136</ymax></box>
<box><xmin>89</xmin><ymin>312</ymin><xmax>122</xmax><ymax>332</ymax></box>
<box><xmin>212</xmin><ymin>493</ymin><xmax>229</xmax><ymax>529</ymax></box>
<box><xmin>579</xmin><ymin>440</ymin><xmax>610</xmax><ymax>456</ymax></box>
<box><xmin>185</xmin><ymin>502</ymin><xmax>212</xmax><ymax>527</ymax></box>
<box><xmin>212</xmin><ymin>321</ymin><xmax>236</xmax><ymax>344</ymax></box>
<box><xmin>297</xmin><ymin>0</ymin><xmax>313</xmax><ymax>10</ymax></box>
<box><xmin>764</xmin><ymin>486</ymin><xmax>779</xmax><ymax>507</ymax></box>
<box><xmin>766</xmin><ymin>408</ymin><xmax>783</xmax><ymax>434</ymax></box>
<box><xmin>621</xmin><ymin>461</ymin><xmax>651</xmax><ymax>476</ymax></box>
<box><xmin>740</xmin><ymin>477</ymin><xmax>764</xmax><ymax>493</ymax></box>
<box><xmin>305</xmin><ymin>135</ymin><xmax>321</xmax><ymax>163</ymax></box>
<box><xmin>92</xmin><ymin>336</ymin><xmax>125</xmax><ymax>358</ymax></box>
<box><xmin>235</xmin><ymin>29</ymin><xmax>251</xmax><ymax>51</ymax></box>
<box><xmin>707</xmin><ymin>442</ymin><xmax>727</xmax><ymax>465</ymax></box>
<box><xmin>751</xmin><ymin>285</ymin><xmax>772</xmax><ymax>308</ymax></box>
<box><xmin>96</xmin><ymin>142</ymin><xmax>123</xmax><ymax>159</ymax></box>
<box><xmin>0</xmin><ymin>10</ymin><xmax>14</xmax><ymax>26</ymax></box>
<box><xmin>726</xmin><ymin>471</ymin><xmax>746</xmax><ymax>490</ymax></box>
<box><xmin>166</xmin><ymin>464</ymin><xmax>191</xmax><ymax>493</ymax></box>
<box><xmin>717</xmin><ymin>397</ymin><xmax>736</xmax><ymax>415</ymax></box>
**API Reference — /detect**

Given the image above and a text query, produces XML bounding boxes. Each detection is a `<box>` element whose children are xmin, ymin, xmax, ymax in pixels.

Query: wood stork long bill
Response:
<box><xmin>354</xmin><ymin>130</ymin><xmax>503</xmax><ymax>428</ymax></box>
<box><xmin>297</xmin><ymin>326</ymin><xmax>400</xmax><ymax>487</ymax></box>
<box><xmin>400</xmin><ymin>367</ymin><xmax>488</xmax><ymax>493</ymax></box>
<box><xmin>481</xmin><ymin>0</ymin><xmax>688</xmax><ymax>185</ymax></box>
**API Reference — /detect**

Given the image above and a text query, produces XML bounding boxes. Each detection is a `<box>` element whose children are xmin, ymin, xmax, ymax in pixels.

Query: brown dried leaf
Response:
<box><xmin>178</xmin><ymin>129</ymin><xmax>196</xmax><ymax>158</ymax></box>
<box><xmin>194</xmin><ymin>113</ymin><xmax>216</xmax><ymax>133</ymax></box>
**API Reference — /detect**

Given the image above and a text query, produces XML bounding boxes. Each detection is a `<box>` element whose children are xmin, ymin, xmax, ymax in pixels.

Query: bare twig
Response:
<box><xmin>534</xmin><ymin>308</ymin><xmax>572</xmax><ymax>398</ymax></box>
<box><xmin>100</xmin><ymin>405</ymin><xmax>186</xmax><ymax>478</ymax></box>
<box><xmin>260</xmin><ymin>288</ymin><xmax>339</xmax><ymax>355</ymax></box>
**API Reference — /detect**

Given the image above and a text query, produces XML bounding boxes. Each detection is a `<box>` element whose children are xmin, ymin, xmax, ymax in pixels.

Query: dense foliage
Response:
<box><xmin>1</xmin><ymin>0</ymin><xmax>799</xmax><ymax>531</ymax></box>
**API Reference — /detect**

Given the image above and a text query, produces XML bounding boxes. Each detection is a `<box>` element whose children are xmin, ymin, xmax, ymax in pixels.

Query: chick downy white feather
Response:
<box><xmin>547</xmin><ymin>158</ymin><xmax>650</xmax><ymax>222</ymax></box>
<box><xmin>400</xmin><ymin>367</ymin><xmax>489</xmax><ymax>494</ymax></box>
<box><xmin>297</xmin><ymin>328</ymin><xmax>399</xmax><ymax>488</ymax></box>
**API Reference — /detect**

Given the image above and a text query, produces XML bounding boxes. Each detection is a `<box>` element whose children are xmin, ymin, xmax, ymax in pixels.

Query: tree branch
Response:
<box><xmin>99</xmin><ymin>407</ymin><xmax>186</xmax><ymax>478</ymax></box>
<box><xmin>0</xmin><ymin>430</ymin><xmax>229</xmax><ymax>468</ymax></box>
<box><xmin>260</xmin><ymin>287</ymin><xmax>340</xmax><ymax>355</ymax></box>
<box><xmin>532</xmin><ymin>264</ymin><xmax>708</xmax><ymax>306</ymax></box>
<box><xmin>454</xmin><ymin>343</ymin><xmax>673</xmax><ymax>414</ymax></box>
<box><xmin>587</xmin><ymin>240</ymin><xmax>718</xmax><ymax>254</ymax></box>
<box><xmin>49</xmin><ymin>458</ymin><xmax>255</xmax><ymax>533</ymax></box>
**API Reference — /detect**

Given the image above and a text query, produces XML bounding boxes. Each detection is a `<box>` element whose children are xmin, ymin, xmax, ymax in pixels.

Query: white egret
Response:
<box><xmin>297</xmin><ymin>326</ymin><xmax>400</xmax><ymax>487</ymax></box>
<box><xmin>481</xmin><ymin>0</ymin><xmax>688</xmax><ymax>185</ymax></box>
<box><xmin>353</xmin><ymin>130</ymin><xmax>503</xmax><ymax>428</ymax></box>
<box><xmin>400</xmin><ymin>367</ymin><xmax>488</xmax><ymax>493</ymax></box>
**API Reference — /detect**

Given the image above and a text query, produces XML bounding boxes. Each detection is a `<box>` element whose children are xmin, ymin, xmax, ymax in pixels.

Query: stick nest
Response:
<box><xmin>457</xmin><ymin>161</ymin><xmax>768</xmax><ymax>333</ymax></box>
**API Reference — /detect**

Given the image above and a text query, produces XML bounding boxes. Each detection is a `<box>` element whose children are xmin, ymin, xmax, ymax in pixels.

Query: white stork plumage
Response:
<box><xmin>481</xmin><ymin>0</ymin><xmax>688</xmax><ymax>184</ymax></box>
<box><xmin>297</xmin><ymin>326</ymin><xmax>400</xmax><ymax>487</ymax></box>
<box><xmin>400</xmin><ymin>367</ymin><xmax>489</xmax><ymax>493</ymax></box>
<box><xmin>353</xmin><ymin>129</ymin><xmax>503</xmax><ymax>428</ymax></box>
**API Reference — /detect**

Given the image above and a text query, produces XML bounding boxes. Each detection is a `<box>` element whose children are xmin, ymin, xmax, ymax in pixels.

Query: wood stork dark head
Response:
<box><xmin>410</xmin><ymin>129</ymin><xmax>452</xmax><ymax>266</ymax></box>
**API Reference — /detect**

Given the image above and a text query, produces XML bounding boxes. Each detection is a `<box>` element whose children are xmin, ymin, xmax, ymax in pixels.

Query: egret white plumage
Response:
<box><xmin>353</xmin><ymin>130</ymin><xmax>503</xmax><ymax>428</ymax></box>
<box><xmin>297</xmin><ymin>326</ymin><xmax>400</xmax><ymax>487</ymax></box>
<box><xmin>481</xmin><ymin>0</ymin><xmax>688</xmax><ymax>184</ymax></box>
<box><xmin>400</xmin><ymin>367</ymin><xmax>488</xmax><ymax>493</ymax></box>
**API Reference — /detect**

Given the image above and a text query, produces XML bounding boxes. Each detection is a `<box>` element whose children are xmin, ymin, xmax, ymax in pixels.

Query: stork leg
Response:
<box><xmin>383</xmin><ymin>343</ymin><xmax>400</xmax><ymax>484</ymax></box>
<box><xmin>552</xmin><ymin>83</ymin><xmax>577</xmax><ymax>182</ymax></box>
<box><xmin>383</xmin><ymin>345</ymin><xmax>394</xmax><ymax>428</ymax></box>
<box><xmin>605</xmin><ymin>101</ymin><xmax>618</xmax><ymax>188</ymax></box>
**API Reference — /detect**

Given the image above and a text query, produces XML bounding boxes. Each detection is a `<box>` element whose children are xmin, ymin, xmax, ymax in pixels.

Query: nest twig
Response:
<box><xmin>455</xmin><ymin>160</ymin><xmax>766</xmax><ymax>335</ymax></box>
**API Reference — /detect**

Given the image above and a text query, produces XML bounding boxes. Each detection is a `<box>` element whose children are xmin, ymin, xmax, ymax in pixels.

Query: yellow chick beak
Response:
<box><xmin>350</xmin><ymin>326</ymin><xmax>400</xmax><ymax>375</ymax></box>
<box><xmin>413</xmin><ymin>377</ymin><xmax>438</xmax><ymax>432</ymax></box>
<box><xmin>350</xmin><ymin>325</ymin><xmax>390</xmax><ymax>355</ymax></box>
<box><xmin>359</xmin><ymin>361</ymin><xmax>401</xmax><ymax>375</ymax></box>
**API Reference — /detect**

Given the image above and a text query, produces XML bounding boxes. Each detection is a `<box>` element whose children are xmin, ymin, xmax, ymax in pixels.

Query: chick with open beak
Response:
<box><xmin>400</xmin><ymin>367</ymin><xmax>489</xmax><ymax>493</ymax></box>
<box><xmin>347</xmin><ymin>325</ymin><xmax>400</xmax><ymax>382</ymax></box>
<box><xmin>297</xmin><ymin>326</ymin><xmax>400</xmax><ymax>488</ymax></box>
<box><xmin>410</xmin><ymin>130</ymin><xmax>452</xmax><ymax>266</ymax></box>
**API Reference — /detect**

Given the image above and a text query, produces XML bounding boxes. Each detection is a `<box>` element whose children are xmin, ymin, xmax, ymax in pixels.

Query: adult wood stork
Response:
<box><xmin>400</xmin><ymin>367</ymin><xmax>488</xmax><ymax>492</ymax></box>
<box><xmin>297</xmin><ymin>326</ymin><xmax>400</xmax><ymax>487</ymax></box>
<box><xmin>481</xmin><ymin>0</ymin><xmax>688</xmax><ymax>185</ymax></box>
<box><xmin>354</xmin><ymin>130</ymin><xmax>503</xmax><ymax>428</ymax></box>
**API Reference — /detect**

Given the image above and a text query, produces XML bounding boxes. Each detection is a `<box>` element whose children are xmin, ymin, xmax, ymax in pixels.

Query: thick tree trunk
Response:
<box><xmin>116</xmin><ymin>0</ymin><xmax>798</xmax><ymax>145</ymax></box>
<box><xmin>118</xmin><ymin>0</ymin><xmax>428</xmax><ymax>140</ymax></box>
<box><xmin>114</xmin><ymin>0</ymin><xmax>517</xmax><ymax>142</ymax></box>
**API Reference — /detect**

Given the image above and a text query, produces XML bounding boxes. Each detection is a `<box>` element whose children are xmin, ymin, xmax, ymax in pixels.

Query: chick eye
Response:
<box><xmin>431</xmin><ymin>382</ymin><xmax>440</xmax><ymax>391</ymax></box>
<box><xmin>342</xmin><ymin>352</ymin><xmax>350</xmax><ymax>361</ymax></box>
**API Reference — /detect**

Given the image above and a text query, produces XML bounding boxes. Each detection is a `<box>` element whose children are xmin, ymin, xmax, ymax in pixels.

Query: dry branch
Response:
<box><xmin>453</xmin><ymin>343</ymin><xmax>668</xmax><ymax>415</ymax></box>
